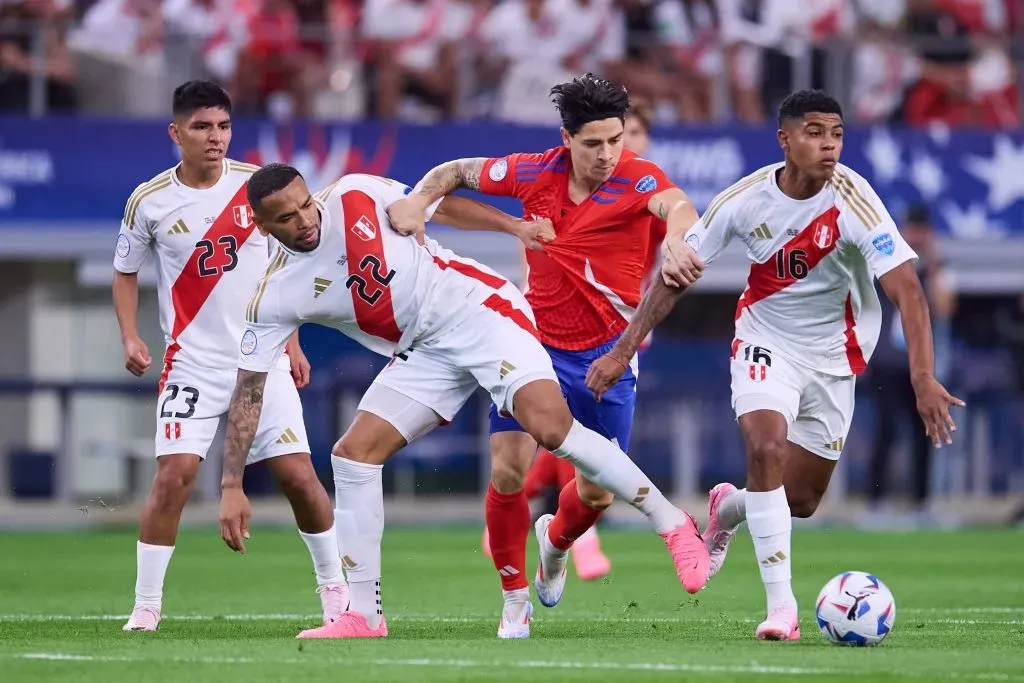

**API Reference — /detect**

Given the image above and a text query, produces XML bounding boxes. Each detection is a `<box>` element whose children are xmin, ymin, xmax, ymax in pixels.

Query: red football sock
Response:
<box><xmin>547</xmin><ymin>480</ymin><xmax>604</xmax><ymax>551</ymax></box>
<box><xmin>554</xmin><ymin>454</ymin><xmax>576</xmax><ymax>488</ymax></box>
<box><xmin>523</xmin><ymin>449</ymin><xmax>559</xmax><ymax>500</ymax></box>
<box><xmin>485</xmin><ymin>484</ymin><xmax>530</xmax><ymax>591</ymax></box>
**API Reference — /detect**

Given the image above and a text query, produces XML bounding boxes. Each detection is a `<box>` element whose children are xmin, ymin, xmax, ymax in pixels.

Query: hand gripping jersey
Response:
<box><xmin>684</xmin><ymin>162</ymin><xmax>918</xmax><ymax>377</ymax></box>
<box><xmin>238</xmin><ymin>174</ymin><xmax>536</xmax><ymax>372</ymax></box>
<box><xmin>479</xmin><ymin>147</ymin><xmax>675</xmax><ymax>351</ymax></box>
<box><xmin>113</xmin><ymin>159</ymin><xmax>290</xmax><ymax>382</ymax></box>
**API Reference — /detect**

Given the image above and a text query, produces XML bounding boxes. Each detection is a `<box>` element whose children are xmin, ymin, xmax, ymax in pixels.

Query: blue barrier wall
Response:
<box><xmin>1</xmin><ymin>118</ymin><xmax>1023</xmax><ymax>237</ymax></box>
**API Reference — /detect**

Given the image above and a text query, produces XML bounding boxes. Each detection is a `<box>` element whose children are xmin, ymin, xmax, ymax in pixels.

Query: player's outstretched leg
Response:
<box><xmin>512</xmin><ymin>380</ymin><xmax>709</xmax><ymax>596</ymax></box>
<box><xmin>487</xmin><ymin>430</ymin><xmax>539</xmax><ymax>638</ymax></box>
<box><xmin>297</xmin><ymin>411</ymin><xmax>408</xmax><ymax>639</ymax></box>
<box><xmin>266</xmin><ymin>453</ymin><xmax>349</xmax><ymax>624</ymax></box>
<box><xmin>124</xmin><ymin>453</ymin><xmax>200</xmax><ymax>632</ymax></box>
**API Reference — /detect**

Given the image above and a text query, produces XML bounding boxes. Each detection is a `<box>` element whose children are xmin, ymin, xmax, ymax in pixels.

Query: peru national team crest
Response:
<box><xmin>749</xmin><ymin>364</ymin><xmax>768</xmax><ymax>382</ymax></box>
<box><xmin>351</xmin><ymin>215</ymin><xmax>377</xmax><ymax>241</ymax></box>
<box><xmin>814</xmin><ymin>223</ymin><xmax>833</xmax><ymax>249</ymax></box>
<box><xmin>233</xmin><ymin>205</ymin><xmax>254</xmax><ymax>230</ymax></box>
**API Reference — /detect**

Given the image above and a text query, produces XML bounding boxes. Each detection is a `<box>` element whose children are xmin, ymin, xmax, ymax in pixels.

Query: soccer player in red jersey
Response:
<box><xmin>389</xmin><ymin>74</ymin><xmax>709</xmax><ymax>637</ymax></box>
<box><xmin>483</xmin><ymin>99</ymin><xmax>660</xmax><ymax>581</ymax></box>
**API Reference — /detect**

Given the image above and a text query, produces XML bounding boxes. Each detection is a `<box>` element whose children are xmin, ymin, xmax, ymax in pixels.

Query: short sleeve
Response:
<box><xmin>681</xmin><ymin>186</ymin><xmax>738</xmax><ymax>266</ymax></box>
<box><xmin>630</xmin><ymin>160</ymin><xmax>676</xmax><ymax>199</ymax></box>
<box><xmin>478</xmin><ymin>152</ymin><xmax>547</xmax><ymax>199</ymax></box>
<box><xmin>113</xmin><ymin>185</ymin><xmax>155</xmax><ymax>273</ymax></box>
<box><xmin>835</xmin><ymin>171</ymin><xmax>917</xmax><ymax>278</ymax></box>
<box><xmin>240</xmin><ymin>261</ymin><xmax>297</xmax><ymax>371</ymax></box>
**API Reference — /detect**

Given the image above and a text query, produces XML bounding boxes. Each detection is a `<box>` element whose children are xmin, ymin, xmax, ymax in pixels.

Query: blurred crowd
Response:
<box><xmin>1</xmin><ymin>0</ymin><xmax>1022</xmax><ymax>124</ymax></box>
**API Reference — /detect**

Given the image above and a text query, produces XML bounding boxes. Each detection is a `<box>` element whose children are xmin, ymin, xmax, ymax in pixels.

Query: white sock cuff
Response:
<box><xmin>298</xmin><ymin>526</ymin><xmax>336</xmax><ymax>543</ymax></box>
<box><xmin>332</xmin><ymin>456</ymin><xmax>383</xmax><ymax>488</ymax></box>
<box><xmin>552</xmin><ymin>419</ymin><xmax>585</xmax><ymax>458</ymax></box>
<box><xmin>745</xmin><ymin>487</ymin><xmax>791</xmax><ymax>537</ymax></box>
<box><xmin>137</xmin><ymin>541</ymin><xmax>174</xmax><ymax>556</ymax></box>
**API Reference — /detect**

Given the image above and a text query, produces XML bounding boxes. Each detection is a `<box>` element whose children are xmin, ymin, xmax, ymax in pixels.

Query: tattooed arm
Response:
<box><xmin>409</xmin><ymin>158</ymin><xmax>486</xmax><ymax>202</ymax></box>
<box><xmin>221</xmin><ymin>369</ymin><xmax>268</xmax><ymax>489</ymax></box>
<box><xmin>648</xmin><ymin>187</ymin><xmax>699</xmax><ymax>239</ymax></box>
<box><xmin>219</xmin><ymin>368</ymin><xmax>268</xmax><ymax>553</ymax></box>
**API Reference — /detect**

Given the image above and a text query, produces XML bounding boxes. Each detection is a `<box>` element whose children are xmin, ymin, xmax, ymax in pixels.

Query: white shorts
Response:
<box><xmin>730</xmin><ymin>339</ymin><xmax>855</xmax><ymax>460</ymax></box>
<box><xmin>358</xmin><ymin>289</ymin><xmax>557</xmax><ymax>443</ymax></box>
<box><xmin>154</xmin><ymin>364</ymin><xmax>308</xmax><ymax>461</ymax></box>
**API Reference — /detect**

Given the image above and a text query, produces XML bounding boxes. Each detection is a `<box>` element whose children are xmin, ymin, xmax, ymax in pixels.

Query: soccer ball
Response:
<box><xmin>814</xmin><ymin>571</ymin><xmax>896</xmax><ymax>646</ymax></box>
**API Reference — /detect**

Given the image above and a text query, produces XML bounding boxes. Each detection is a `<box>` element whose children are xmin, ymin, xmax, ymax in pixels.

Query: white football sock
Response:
<box><xmin>746</xmin><ymin>486</ymin><xmax>797</xmax><ymax>612</ymax></box>
<box><xmin>299</xmin><ymin>526</ymin><xmax>345</xmax><ymax>586</ymax></box>
<box><xmin>718</xmin><ymin>488</ymin><xmax>748</xmax><ymax>529</ymax></box>
<box><xmin>333</xmin><ymin>456</ymin><xmax>384</xmax><ymax>628</ymax></box>
<box><xmin>553</xmin><ymin>419</ymin><xmax>687</xmax><ymax>533</ymax></box>
<box><xmin>134</xmin><ymin>541</ymin><xmax>174</xmax><ymax>610</ymax></box>
<box><xmin>502</xmin><ymin>587</ymin><xmax>530</xmax><ymax>606</ymax></box>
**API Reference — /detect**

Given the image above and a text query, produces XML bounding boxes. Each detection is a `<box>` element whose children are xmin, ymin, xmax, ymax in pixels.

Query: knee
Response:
<box><xmin>332</xmin><ymin>435</ymin><xmax>376</xmax><ymax>464</ymax></box>
<box><xmin>152</xmin><ymin>456</ymin><xmax>198</xmax><ymax>501</ymax></box>
<box><xmin>490</xmin><ymin>457</ymin><xmax>527</xmax><ymax>493</ymax></box>
<box><xmin>576</xmin><ymin>477</ymin><xmax>613</xmax><ymax>510</ymax></box>
<box><xmin>273</xmin><ymin>460</ymin><xmax>322</xmax><ymax>498</ymax></box>
<box><xmin>514</xmin><ymin>394</ymin><xmax>573</xmax><ymax>453</ymax></box>
<box><xmin>748</xmin><ymin>438</ymin><xmax>789</xmax><ymax>466</ymax></box>
<box><xmin>788</xmin><ymin>490</ymin><xmax>824</xmax><ymax>518</ymax></box>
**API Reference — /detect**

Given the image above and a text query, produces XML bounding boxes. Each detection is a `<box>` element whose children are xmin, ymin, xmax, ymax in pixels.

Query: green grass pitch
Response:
<box><xmin>1</xmin><ymin>526</ymin><xmax>1023</xmax><ymax>682</ymax></box>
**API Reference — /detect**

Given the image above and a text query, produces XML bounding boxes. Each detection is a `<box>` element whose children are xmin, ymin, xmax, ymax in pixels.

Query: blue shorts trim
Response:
<box><xmin>489</xmin><ymin>335</ymin><xmax>637</xmax><ymax>451</ymax></box>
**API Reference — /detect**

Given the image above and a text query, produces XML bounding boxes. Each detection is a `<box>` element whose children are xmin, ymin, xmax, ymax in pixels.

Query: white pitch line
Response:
<box><xmin>1</xmin><ymin>611</ymin><xmax>1023</xmax><ymax>625</ymax></box>
<box><xmin>10</xmin><ymin>652</ymin><xmax>1024</xmax><ymax>681</ymax></box>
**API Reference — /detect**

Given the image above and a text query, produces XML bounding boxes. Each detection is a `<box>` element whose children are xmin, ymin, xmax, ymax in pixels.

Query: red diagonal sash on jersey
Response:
<box><xmin>341</xmin><ymin>190</ymin><xmax>402</xmax><ymax>343</ymax></box>
<box><xmin>169</xmin><ymin>183</ymin><xmax>257</xmax><ymax>340</ymax></box>
<box><xmin>740</xmin><ymin>206</ymin><xmax>841</xmax><ymax>311</ymax></box>
<box><xmin>735</xmin><ymin>205</ymin><xmax>866</xmax><ymax>374</ymax></box>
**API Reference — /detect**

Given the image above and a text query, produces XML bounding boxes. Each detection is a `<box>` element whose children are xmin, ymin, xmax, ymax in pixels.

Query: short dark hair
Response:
<box><xmin>550</xmin><ymin>73</ymin><xmax>630</xmax><ymax>136</ymax></box>
<box><xmin>777</xmin><ymin>89</ymin><xmax>843</xmax><ymax>127</ymax></box>
<box><xmin>247</xmin><ymin>163</ymin><xmax>303</xmax><ymax>212</ymax></box>
<box><xmin>172</xmin><ymin>80</ymin><xmax>232</xmax><ymax>118</ymax></box>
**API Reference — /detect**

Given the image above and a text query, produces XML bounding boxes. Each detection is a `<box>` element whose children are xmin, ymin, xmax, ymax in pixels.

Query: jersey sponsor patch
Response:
<box><xmin>489</xmin><ymin>159</ymin><xmax>508</xmax><ymax>182</ymax></box>
<box><xmin>872</xmin><ymin>232</ymin><xmax>895</xmax><ymax>256</ymax></box>
<box><xmin>116</xmin><ymin>233</ymin><xmax>130</xmax><ymax>258</ymax></box>
<box><xmin>635</xmin><ymin>174</ymin><xmax>657</xmax><ymax>194</ymax></box>
<box><xmin>240</xmin><ymin>329</ymin><xmax>258</xmax><ymax>355</ymax></box>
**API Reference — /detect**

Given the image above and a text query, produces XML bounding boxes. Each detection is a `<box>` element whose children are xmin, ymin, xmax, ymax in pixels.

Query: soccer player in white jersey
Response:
<box><xmin>112</xmin><ymin>81</ymin><xmax>349</xmax><ymax>632</ymax></box>
<box><xmin>216</xmin><ymin>164</ymin><xmax>711</xmax><ymax>639</ymax></box>
<box><xmin>584</xmin><ymin>90</ymin><xmax>965</xmax><ymax>641</ymax></box>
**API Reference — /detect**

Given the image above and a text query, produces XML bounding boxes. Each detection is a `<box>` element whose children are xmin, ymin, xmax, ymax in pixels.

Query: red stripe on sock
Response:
<box><xmin>485</xmin><ymin>484</ymin><xmax>530</xmax><ymax>591</ymax></box>
<box><xmin>547</xmin><ymin>481</ymin><xmax>604</xmax><ymax>551</ymax></box>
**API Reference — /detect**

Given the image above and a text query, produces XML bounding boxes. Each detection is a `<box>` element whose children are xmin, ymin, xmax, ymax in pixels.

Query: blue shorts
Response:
<box><xmin>488</xmin><ymin>335</ymin><xmax>637</xmax><ymax>451</ymax></box>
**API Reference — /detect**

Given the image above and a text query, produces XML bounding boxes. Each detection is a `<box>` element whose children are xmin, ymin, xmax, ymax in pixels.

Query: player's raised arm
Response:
<box><xmin>648</xmin><ymin>185</ymin><xmax>704</xmax><ymax>287</ymax></box>
<box><xmin>386</xmin><ymin>158</ymin><xmax>489</xmax><ymax>236</ymax></box>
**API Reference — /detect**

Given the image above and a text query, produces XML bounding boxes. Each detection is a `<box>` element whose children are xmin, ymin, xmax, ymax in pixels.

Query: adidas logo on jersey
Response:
<box><xmin>826</xmin><ymin>437</ymin><xmax>845</xmax><ymax>452</ymax></box>
<box><xmin>749</xmin><ymin>223</ymin><xmax>772</xmax><ymax>239</ymax></box>
<box><xmin>313</xmin><ymin>278</ymin><xmax>332</xmax><ymax>298</ymax></box>
<box><xmin>275</xmin><ymin>428</ymin><xmax>300</xmax><ymax>444</ymax></box>
<box><xmin>167</xmin><ymin>219</ymin><xmax>190</xmax><ymax>235</ymax></box>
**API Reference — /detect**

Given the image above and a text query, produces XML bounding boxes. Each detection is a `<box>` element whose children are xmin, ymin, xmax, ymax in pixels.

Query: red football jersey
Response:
<box><xmin>479</xmin><ymin>147</ymin><xmax>674</xmax><ymax>351</ymax></box>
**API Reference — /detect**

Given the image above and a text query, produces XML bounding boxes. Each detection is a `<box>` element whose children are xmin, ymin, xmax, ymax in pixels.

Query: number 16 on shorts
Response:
<box><xmin>740</xmin><ymin>343</ymin><xmax>772</xmax><ymax>382</ymax></box>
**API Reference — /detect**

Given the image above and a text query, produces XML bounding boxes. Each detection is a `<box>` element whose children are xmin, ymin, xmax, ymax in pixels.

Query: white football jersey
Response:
<box><xmin>685</xmin><ymin>162</ymin><xmax>917</xmax><ymax>377</ymax></box>
<box><xmin>238</xmin><ymin>174</ymin><xmax>513</xmax><ymax>371</ymax></box>
<box><xmin>113</xmin><ymin>158</ymin><xmax>289</xmax><ymax>372</ymax></box>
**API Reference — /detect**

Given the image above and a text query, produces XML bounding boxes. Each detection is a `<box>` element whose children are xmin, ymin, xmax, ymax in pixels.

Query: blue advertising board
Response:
<box><xmin>1</xmin><ymin>117</ymin><xmax>1023</xmax><ymax>237</ymax></box>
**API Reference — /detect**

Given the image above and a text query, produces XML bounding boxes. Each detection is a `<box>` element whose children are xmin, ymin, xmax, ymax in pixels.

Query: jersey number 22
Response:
<box><xmin>347</xmin><ymin>254</ymin><xmax>396</xmax><ymax>305</ymax></box>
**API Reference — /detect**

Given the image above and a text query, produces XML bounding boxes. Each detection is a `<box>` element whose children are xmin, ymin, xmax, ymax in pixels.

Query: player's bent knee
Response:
<box><xmin>510</xmin><ymin>379</ymin><xmax>573</xmax><ymax>452</ymax></box>
<box><xmin>152</xmin><ymin>454</ymin><xmax>200</xmax><ymax>497</ymax></box>
<box><xmin>747</xmin><ymin>439</ymin><xmax>788</xmax><ymax>467</ymax></box>
<box><xmin>267</xmin><ymin>453</ymin><xmax>320</xmax><ymax>495</ymax></box>
<box><xmin>490</xmin><ymin>458</ymin><xmax>528</xmax><ymax>494</ymax></box>
<box><xmin>576</xmin><ymin>475</ymin><xmax>613</xmax><ymax>510</ymax></box>
<box><xmin>788</xmin><ymin>490</ymin><xmax>824</xmax><ymax>518</ymax></box>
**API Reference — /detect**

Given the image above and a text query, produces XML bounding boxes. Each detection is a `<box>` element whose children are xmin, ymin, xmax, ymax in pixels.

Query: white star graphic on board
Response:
<box><xmin>863</xmin><ymin>128</ymin><xmax>902</xmax><ymax>185</ymax></box>
<box><xmin>909</xmin><ymin>152</ymin><xmax>945</xmax><ymax>201</ymax></box>
<box><xmin>939</xmin><ymin>201</ymin><xmax>1007</xmax><ymax>239</ymax></box>
<box><xmin>963</xmin><ymin>135</ymin><xmax>1024</xmax><ymax>212</ymax></box>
